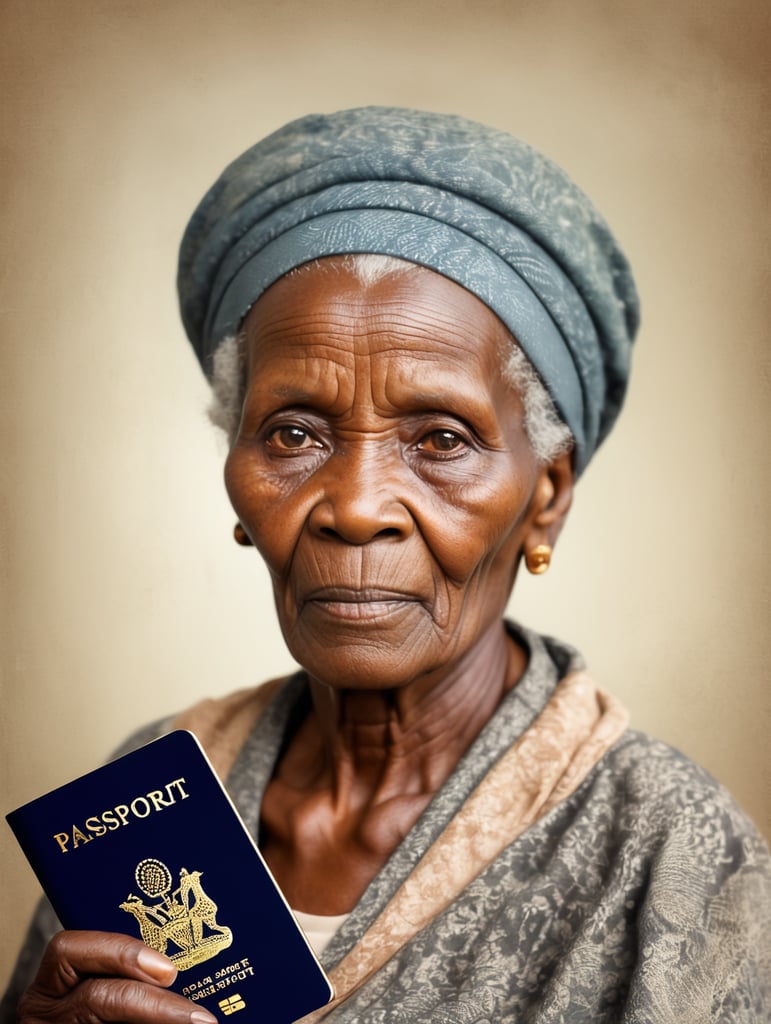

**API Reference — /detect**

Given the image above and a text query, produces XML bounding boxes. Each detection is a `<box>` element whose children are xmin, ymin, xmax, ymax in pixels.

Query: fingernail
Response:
<box><xmin>191</xmin><ymin>1011</ymin><xmax>218</xmax><ymax>1024</ymax></box>
<box><xmin>136</xmin><ymin>945</ymin><xmax>175</xmax><ymax>980</ymax></box>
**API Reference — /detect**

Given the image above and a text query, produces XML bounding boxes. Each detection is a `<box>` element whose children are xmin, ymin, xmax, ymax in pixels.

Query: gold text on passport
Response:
<box><xmin>52</xmin><ymin>777</ymin><xmax>190</xmax><ymax>852</ymax></box>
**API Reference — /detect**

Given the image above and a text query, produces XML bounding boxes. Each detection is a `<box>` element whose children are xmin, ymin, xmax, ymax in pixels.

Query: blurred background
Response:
<box><xmin>2</xmin><ymin>0</ymin><xmax>769</xmax><ymax>986</ymax></box>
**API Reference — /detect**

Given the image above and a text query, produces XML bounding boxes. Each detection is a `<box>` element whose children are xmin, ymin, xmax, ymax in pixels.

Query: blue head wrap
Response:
<box><xmin>178</xmin><ymin>107</ymin><xmax>640</xmax><ymax>473</ymax></box>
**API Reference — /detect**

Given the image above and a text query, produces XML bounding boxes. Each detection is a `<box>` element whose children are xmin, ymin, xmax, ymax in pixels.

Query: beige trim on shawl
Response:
<box><xmin>173</xmin><ymin>670</ymin><xmax>629</xmax><ymax>1020</ymax></box>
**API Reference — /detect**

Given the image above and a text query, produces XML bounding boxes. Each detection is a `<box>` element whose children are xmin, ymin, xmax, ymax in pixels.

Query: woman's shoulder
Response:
<box><xmin>587</xmin><ymin>728</ymin><xmax>770</xmax><ymax>885</ymax></box>
<box><xmin>108</xmin><ymin>675</ymin><xmax>296</xmax><ymax>765</ymax></box>
<box><xmin>574</xmin><ymin>730</ymin><xmax>771</xmax><ymax>1017</ymax></box>
<box><xmin>604</xmin><ymin>729</ymin><xmax>764</xmax><ymax>829</ymax></box>
<box><xmin>109</xmin><ymin>675</ymin><xmax>295</xmax><ymax>777</ymax></box>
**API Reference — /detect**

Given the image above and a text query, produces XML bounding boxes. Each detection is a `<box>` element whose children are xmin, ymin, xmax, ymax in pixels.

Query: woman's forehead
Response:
<box><xmin>239</xmin><ymin>262</ymin><xmax>523</xmax><ymax>429</ymax></box>
<box><xmin>242</xmin><ymin>260</ymin><xmax>511</xmax><ymax>372</ymax></box>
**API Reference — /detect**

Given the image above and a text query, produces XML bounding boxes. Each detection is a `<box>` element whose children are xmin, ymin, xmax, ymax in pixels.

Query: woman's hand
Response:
<box><xmin>18</xmin><ymin>931</ymin><xmax>217</xmax><ymax>1024</ymax></box>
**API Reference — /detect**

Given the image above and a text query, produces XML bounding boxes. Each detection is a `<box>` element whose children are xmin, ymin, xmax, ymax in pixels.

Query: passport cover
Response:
<box><xmin>6</xmin><ymin>730</ymin><xmax>334</xmax><ymax>1023</ymax></box>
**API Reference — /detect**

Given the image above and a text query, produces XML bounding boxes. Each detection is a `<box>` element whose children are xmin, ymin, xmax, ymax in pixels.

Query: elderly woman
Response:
<box><xmin>3</xmin><ymin>108</ymin><xmax>769</xmax><ymax>1023</ymax></box>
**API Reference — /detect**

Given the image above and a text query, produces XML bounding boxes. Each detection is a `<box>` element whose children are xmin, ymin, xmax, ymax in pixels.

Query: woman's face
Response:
<box><xmin>225</xmin><ymin>260</ymin><xmax>568</xmax><ymax>691</ymax></box>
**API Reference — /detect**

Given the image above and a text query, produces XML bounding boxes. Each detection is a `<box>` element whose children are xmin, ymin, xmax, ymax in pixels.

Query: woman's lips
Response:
<box><xmin>301</xmin><ymin>587</ymin><xmax>423</xmax><ymax>622</ymax></box>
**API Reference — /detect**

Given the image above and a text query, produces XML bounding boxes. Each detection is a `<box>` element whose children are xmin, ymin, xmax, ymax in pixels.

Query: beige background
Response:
<box><xmin>1</xmin><ymin>0</ymin><xmax>768</xmax><ymax>987</ymax></box>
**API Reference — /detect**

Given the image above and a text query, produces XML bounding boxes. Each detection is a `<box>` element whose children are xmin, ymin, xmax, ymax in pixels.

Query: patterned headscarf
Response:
<box><xmin>178</xmin><ymin>107</ymin><xmax>640</xmax><ymax>473</ymax></box>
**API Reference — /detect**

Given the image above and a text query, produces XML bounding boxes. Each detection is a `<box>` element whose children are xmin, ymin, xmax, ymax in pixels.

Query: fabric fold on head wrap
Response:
<box><xmin>178</xmin><ymin>107</ymin><xmax>640</xmax><ymax>473</ymax></box>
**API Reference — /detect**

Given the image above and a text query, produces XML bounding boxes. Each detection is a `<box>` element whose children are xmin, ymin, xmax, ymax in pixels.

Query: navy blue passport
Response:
<box><xmin>6</xmin><ymin>730</ymin><xmax>334</xmax><ymax>1023</ymax></box>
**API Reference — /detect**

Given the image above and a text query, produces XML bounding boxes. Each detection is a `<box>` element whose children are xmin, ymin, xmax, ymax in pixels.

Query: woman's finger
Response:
<box><xmin>33</xmin><ymin>931</ymin><xmax>177</xmax><ymax>996</ymax></box>
<box><xmin>19</xmin><ymin>931</ymin><xmax>218</xmax><ymax>1024</ymax></box>
<box><xmin>20</xmin><ymin>976</ymin><xmax>217</xmax><ymax>1024</ymax></box>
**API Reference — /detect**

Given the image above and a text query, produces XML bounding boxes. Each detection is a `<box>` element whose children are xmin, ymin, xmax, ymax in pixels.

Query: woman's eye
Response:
<box><xmin>417</xmin><ymin>429</ymin><xmax>468</xmax><ymax>455</ymax></box>
<box><xmin>266</xmin><ymin>425</ymin><xmax>319</xmax><ymax>451</ymax></box>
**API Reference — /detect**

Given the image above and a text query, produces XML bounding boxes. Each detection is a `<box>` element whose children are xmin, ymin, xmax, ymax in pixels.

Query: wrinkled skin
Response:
<box><xmin>17</xmin><ymin>931</ymin><xmax>215</xmax><ymax>1024</ymax></box>
<box><xmin>227</xmin><ymin>264</ymin><xmax>566</xmax><ymax>693</ymax></box>
<box><xmin>227</xmin><ymin>261</ymin><xmax>574</xmax><ymax>913</ymax></box>
<box><xmin>19</xmin><ymin>260</ymin><xmax>573</xmax><ymax>1019</ymax></box>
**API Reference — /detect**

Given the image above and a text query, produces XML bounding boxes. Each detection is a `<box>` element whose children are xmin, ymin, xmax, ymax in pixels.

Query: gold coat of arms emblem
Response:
<box><xmin>120</xmin><ymin>858</ymin><xmax>233</xmax><ymax>969</ymax></box>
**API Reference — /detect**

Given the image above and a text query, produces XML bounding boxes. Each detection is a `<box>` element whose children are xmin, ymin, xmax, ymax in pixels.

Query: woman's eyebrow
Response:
<box><xmin>262</xmin><ymin>384</ymin><xmax>315</xmax><ymax>403</ymax></box>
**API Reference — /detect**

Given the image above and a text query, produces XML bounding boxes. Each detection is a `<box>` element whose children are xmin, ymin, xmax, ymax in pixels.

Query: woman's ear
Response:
<box><xmin>526</xmin><ymin>450</ymin><xmax>575</xmax><ymax>549</ymax></box>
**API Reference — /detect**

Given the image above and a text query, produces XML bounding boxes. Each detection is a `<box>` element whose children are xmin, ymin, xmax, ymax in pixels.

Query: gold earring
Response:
<box><xmin>233</xmin><ymin>522</ymin><xmax>253</xmax><ymax>547</ymax></box>
<box><xmin>525</xmin><ymin>544</ymin><xmax>552</xmax><ymax>575</ymax></box>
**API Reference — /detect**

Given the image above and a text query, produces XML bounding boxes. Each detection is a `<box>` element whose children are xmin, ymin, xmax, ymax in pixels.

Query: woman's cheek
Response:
<box><xmin>425</xmin><ymin>480</ymin><xmax>528</xmax><ymax>584</ymax></box>
<box><xmin>225</xmin><ymin>452</ymin><xmax>307</xmax><ymax>575</ymax></box>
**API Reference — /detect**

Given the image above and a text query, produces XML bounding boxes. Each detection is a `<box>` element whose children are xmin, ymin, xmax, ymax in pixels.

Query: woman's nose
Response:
<box><xmin>308</xmin><ymin>445</ymin><xmax>414</xmax><ymax>544</ymax></box>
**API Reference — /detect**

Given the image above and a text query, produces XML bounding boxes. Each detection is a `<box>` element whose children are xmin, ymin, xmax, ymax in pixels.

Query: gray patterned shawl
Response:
<box><xmin>3</xmin><ymin>626</ymin><xmax>769</xmax><ymax>1022</ymax></box>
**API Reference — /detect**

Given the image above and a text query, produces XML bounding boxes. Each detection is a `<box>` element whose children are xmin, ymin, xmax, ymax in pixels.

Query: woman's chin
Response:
<box><xmin>284</xmin><ymin>628</ymin><xmax>446</xmax><ymax>693</ymax></box>
<box><xmin>296</xmin><ymin>647</ymin><xmax>423</xmax><ymax>692</ymax></box>
<box><xmin>276</xmin><ymin>602</ymin><xmax>439</xmax><ymax>690</ymax></box>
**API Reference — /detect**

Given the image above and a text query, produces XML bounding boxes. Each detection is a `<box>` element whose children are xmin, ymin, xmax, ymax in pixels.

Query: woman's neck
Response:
<box><xmin>307</xmin><ymin>619</ymin><xmax>525</xmax><ymax>797</ymax></box>
<box><xmin>259</xmin><ymin>620</ymin><xmax>527</xmax><ymax>914</ymax></box>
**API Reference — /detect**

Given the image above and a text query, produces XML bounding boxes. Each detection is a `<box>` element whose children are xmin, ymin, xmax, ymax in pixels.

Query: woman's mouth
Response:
<box><xmin>301</xmin><ymin>587</ymin><xmax>423</xmax><ymax>622</ymax></box>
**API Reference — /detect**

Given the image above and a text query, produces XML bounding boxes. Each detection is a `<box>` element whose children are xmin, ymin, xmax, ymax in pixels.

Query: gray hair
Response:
<box><xmin>208</xmin><ymin>255</ymin><xmax>572</xmax><ymax>464</ymax></box>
